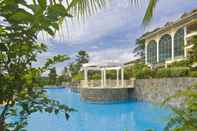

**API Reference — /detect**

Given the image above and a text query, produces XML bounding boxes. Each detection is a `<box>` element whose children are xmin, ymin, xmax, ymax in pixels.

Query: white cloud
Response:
<box><xmin>45</xmin><ymin>0</ymin><xmax>147</xmax><ymax>45</ymax></box>
<box><xmin>89</xmin><ymin>47</ymin><xmax>137</xmax><ymax>64</ymax></box>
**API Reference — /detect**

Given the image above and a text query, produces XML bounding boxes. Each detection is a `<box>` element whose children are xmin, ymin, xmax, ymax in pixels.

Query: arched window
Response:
<box><xmin>159</xmin><ymin>34</ymin><xmax>172</xmax><ymax>63</ymax></box>
<box><xmin>174</xmin><ymin>28</ymin><xmax>184</xmax><ymax>57</ymax></box>
<box><xmin>147</xmin><ymin>40</ymin><xmax>157</xmax><ymax>64</ymax></box>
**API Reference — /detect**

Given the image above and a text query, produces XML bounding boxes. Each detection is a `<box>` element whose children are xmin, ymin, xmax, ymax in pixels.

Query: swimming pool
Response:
<box><xmin>27</xmin><ymin>88</ymin><xmax>171</xmax><ymax>131</ymax></box>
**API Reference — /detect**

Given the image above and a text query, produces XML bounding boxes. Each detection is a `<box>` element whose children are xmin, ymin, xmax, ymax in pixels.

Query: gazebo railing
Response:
<box><xmin>80</xmin><ymin>79</ymin><xmax>135</xmax><ymax>88</ymax></box>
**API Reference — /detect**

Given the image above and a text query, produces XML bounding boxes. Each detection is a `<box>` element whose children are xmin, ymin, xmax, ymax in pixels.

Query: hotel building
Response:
<box><xmin>139</xmin><ymin>9</ymin><xmax>197</xmax><ymax>67</ymax></box>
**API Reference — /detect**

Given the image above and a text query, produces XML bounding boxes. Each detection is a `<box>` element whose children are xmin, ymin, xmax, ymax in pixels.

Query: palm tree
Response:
<box><xmin>64</xmin><ymin>0</ymin><xmax>157</xmax><ymax>25</ymax></box>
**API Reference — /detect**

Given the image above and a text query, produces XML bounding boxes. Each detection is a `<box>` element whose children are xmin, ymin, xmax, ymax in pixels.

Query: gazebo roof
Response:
<box><xmin>82</xmin><ymin>61</ymin><xmax>124</xmax><ymax>70</ymax></box>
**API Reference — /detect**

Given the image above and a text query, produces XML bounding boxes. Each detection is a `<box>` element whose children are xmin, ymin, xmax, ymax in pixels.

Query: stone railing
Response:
<box><xmin>80</xmin><ymin>79</ymin><xmax>135</xmax><ymax>88</ymax></box>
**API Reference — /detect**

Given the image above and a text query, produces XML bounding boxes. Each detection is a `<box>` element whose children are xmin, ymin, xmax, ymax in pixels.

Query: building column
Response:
<box><xmin>156</xmin><ymin>38</ymin><xmax>160</xmax><ymax>63</ymax></box>
<box><xmin>184</xmin><ymin>26</ymin><xmax>187</xmax><ymax>57</ymax></box>
<box><xmin>121</xmin><ymin>68</ymin><xmax>124</xmax><ymax>87</ymax></box>
<box><xmin>116</xmin><ymin>69</ymin><xmax>119</xmax><ymax>87</ymax></box>
<box><xmin>145</xmin><ymin>42</ymin><xmax>148</xmax><ymax>64</ymax></box>
<box><xmin>171</xmin><ymin>32</ymin><xmax>175</xmax><ymax>61</ymax></box>
<box><xmin>84</xmin><ymin>69</ymin><xmax>88</xmax><ymax>87</ymax></box>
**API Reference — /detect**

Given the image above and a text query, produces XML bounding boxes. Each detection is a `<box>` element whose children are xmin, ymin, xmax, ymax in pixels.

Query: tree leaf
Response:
<box><xmin>9</xmin><ymin>11</ymin><xmax>33</xmax><ymax>23</ymax></box>
<box><xmin>47</xmin><ymin>4</ymin><xmax>72</xmax><ymax>21</ymax></box>
<box><xmin>38</xmin><ymin>0</ymin><xmax>47</xmax><ymax>9</ymax></box>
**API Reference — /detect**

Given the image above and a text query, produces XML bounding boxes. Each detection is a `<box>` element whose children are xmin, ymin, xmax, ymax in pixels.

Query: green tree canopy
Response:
<box><xmin>76</xmin><ymin>50</ymin><xmax>89</xmax><ymax>65</ymax></box>
<box><xmin>0</xmin><ymin>0</ymin><xmax>73</xmax><ymax>130</ymax></box>
<box><xmin>68</xmin><ymin>50</ymin><xmax>89</xmax><ymax>80</ymax></box>
<box><xmin>48</xmin><ymin>67</ymin><xmax>57</xmax><ymax>85</ymax></box>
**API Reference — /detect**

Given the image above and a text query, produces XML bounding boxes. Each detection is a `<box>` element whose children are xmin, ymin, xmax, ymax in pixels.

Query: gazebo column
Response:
<box><xmin>103</xmin><ymin>68</ymin><xmax>106</xmax><ymax>87</ymax></box>
<box><xmin>121</xmin><ymin>68</ymin><xmax>124</xmax><ymax>87</ymax></box>
<box><xmin>84</xmin><ymin>69</ymin><xmax>88</xmax><ymax>87</ymax></box>
<box><xmin>101</xmin><ymin>69</ymin><xmax>104</xmax><ymax>88</ymax></box>
<box><xmin>116</xmin><ymin>69</ymin><xmax>119</xmax><ymax>87</ymax></box>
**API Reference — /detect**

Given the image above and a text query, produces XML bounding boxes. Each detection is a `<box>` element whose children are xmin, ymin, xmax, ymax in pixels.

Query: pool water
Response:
<box><xmin>27</xmin><ymin>88</ymin><xmax>171</xmax><ymax>131</ymax></box>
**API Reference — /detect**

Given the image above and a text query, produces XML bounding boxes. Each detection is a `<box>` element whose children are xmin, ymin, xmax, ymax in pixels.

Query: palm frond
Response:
<box><xmin>65</xmin><ymin>0</ymin><xmax>107</xmax><ymax>18</ymax></box>
<box><xmin>64</xmin><ymin>0</ymin><xmax>157</xmax><ymax>25</ymax></box>
<box><xmin>142</xmin><ymin>0</ymin><xmax>158</xmax><ymax>25</ymax></box>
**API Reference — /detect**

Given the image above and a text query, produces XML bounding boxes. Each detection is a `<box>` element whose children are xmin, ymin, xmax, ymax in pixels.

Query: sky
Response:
<box><xmin>36</xmin><ymin>0</ymin><xmax>197</xmax><ymax>74</ymax></box>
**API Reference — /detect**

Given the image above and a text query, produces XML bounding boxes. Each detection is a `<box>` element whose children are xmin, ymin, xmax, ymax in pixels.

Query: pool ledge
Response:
<box><xmin>80</xmin><ymin>88</ymin><xmax>130</xmax><ymax>102</ymax></box>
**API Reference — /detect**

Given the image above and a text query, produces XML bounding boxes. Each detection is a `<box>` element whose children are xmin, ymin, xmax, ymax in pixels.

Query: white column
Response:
<box><xmin>101</xmin><ymin>69</ymin><xmax>104</xmax><ymax>88</ymax></box>
<box><xmin>121</xmin><ymin>68</ymin><xmax>124</xmax><ymax>87</ymax></box>
<box><xmin>145</xmin><ymin>42</ymin><xmax>148</xmax><ymax>64</ymax></box>
<box><xmin>116</xmin><ymin>69</ymin><xmax>119</xmax><ymax>87</ymax></box>
<box><xmin>156</xmin><ymin>39</ymin><xmax>160</xmax><ymax>63</ymax></box>
<box><xmin>84</xmin><ymin>69</ymin><xmax>88</xmax><ymax>87</ymax></box>
<box><xmin>103</xmin><ymin>68</ymin><xmax>106</xmax><ymax>87</ymax></box>
<box><xmin>171</xmin><ymin>32</ymin><xmax>175</xmax><ymax>61</ymax></box>
<box><xmin>184</xmin><ymin>26</ymin><xmax>187</xmax><ymax>57</ymax></box>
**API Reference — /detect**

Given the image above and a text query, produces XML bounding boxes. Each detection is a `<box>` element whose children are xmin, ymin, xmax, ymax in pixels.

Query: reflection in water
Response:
<box><xmin>27</xmin><ymin>88</ymin><xmax>171</xmax><ymax>131</ymax></box>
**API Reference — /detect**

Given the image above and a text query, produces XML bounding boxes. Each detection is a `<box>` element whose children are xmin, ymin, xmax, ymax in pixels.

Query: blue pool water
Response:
<box><xmin>27</xmin><ymin>88</ymin><xmax>171</xmax><ymax>131</ymax></box>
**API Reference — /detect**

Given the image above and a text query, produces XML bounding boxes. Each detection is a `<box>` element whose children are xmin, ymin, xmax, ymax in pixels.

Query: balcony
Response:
<box><xmin>186</xmin><ymin>31</ymin><xmax>197</xmax><ymax>38</ymax></box>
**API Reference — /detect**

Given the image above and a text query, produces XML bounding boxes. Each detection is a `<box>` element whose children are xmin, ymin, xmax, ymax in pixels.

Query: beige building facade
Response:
<box><xmin>139</xmin><ymin>9</ymin><xmax>197</xmax><ymax>67</ymax></box>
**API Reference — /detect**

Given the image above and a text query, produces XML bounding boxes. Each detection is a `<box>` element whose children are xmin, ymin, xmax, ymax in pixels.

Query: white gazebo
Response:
<box><xmin>81</xmin><ymin>62</ymin><xmax>134</xmax><ymax>88</ymax></box>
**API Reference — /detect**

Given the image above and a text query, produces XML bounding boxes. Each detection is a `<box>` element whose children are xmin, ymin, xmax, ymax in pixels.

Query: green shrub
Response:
<box><xmin>73</xmin><ymin>73</ymin><xmax>83</xmax><ymax>81</ymax></box>
<box><xmin>172</xmin><ymin>67</ymin><xmax>190</xmax><ymax>77</ymax></box>
<box><xmin>91</xmin><ymin>73</ymin><xmax>101</xmax><ymax>80</ymax></box>
<box><xmin>124</xmin><ymin>67</ymin><xmax>133</xmax><ymax>79</ymax></box>
<box><xmin>131</xmin><ymin>63</ymin><xmax>159</xmax><ymax>79</ymax></box>
<box><xmin>190</xmin><ymin>71</ymin><xmax>197</xmax><ymax>77</ymax></box>
<box><xmin>156</xmin><ymin>68</ymin><xmax>171</xmax><ymax>78</ymax></box>
<box><xmin>168</xmin><ymin>59</ymin><xmax>191</xmax><ymax>67</ymax></box>
<box><xmin>156</xmin><ymin>67</ymin><xmax>190</xmax><ymax>78</ymax></box>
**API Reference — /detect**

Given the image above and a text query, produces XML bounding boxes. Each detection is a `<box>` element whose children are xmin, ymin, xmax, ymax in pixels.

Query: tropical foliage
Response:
<box><xmin>188</xmin><ymin>36</ymin><xmax>197</xmax><ymax>63</ymax></box>
<box><xmin>67</xmin><ymin>50</ymin><xmax>89</xmax><ymax>81</ymax></box>
<box><xmin>155</xmin><ymin>67</ymin><xmax>190</xmax><ymax>78</ymax></box>
<box><xmin>162</xmin><ymin>84</ymin><xmax>197</xmax><ymax>131</ymax></box>
<box><xmin>133</xmin><ymin>39</ymin><xmax>145</xmax><ymax>61</ymax></box>
<box><xmin>63</xmin><ymin>0</ymin><xmax>158</xmax><ymax>25</ymax></box>
<box><xmin>0</xmin><ymin>0</ymin><xmax>75</xmax><ymax>130</ymax></box>
<box><xmin>48</xmin><ymin>67</ymin><xmax>58</xmax><ymax>85</ymax></box>
<box><xmin>76</xmin><ymin>50</ymin><xmax>89</xmax><ymax>65</ymax></box>
<box><xmin>167</xmin><ymin>60</ymin><xmax>192</xmax><ymax>68</ymax></box>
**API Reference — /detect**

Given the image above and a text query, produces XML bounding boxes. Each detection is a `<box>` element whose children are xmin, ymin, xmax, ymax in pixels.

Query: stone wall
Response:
<box><xmin>80</xmin><ymin>88</ymin><xmax>129</xmax><ymax>102</ymax></box>
<box><xmin>129</xmin><ymin>77</ymin><xmax>197</xmax><ymax>106</ymax></box>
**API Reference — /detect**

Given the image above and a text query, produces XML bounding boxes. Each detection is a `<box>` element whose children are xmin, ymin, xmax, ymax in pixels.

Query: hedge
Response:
<box><xmin>156</xmin><ymin>67</ymin><xmax>190</xmax><ymax>78</ymax></box>
<box><xmin>168</xmin><ymin>60</ymin><xmax>191</xmax><ymax>67</ymax></box>
<box><xmin>131</xmin><ymin>63</ymin><xmax>155</xmax><ymax>79</ymax></box>
<box><xmin>190</xmin><ymin>71</ymin><xmax>197</xmax><ymax>77</ymax></box>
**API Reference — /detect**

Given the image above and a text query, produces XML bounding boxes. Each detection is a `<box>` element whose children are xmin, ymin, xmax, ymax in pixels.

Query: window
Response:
<box><xmin>147</xmin><ymin>40</ymin><xmax>157</xmax><ymax>64</ymax></box>
<box><xmin>159</xmin><ymin>34</ymin><xmax>172</xmax><ymax>63</ymax></box>
<box><xmin>174</xmin><ymin>28</ymin><xmax>184</xmax><ymax>57</ymax></box>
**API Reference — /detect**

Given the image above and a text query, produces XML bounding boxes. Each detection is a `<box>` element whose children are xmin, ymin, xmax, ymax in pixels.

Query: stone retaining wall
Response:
<box><xmin>129</xmin><ymin>77</ymin><xmax>197</xmax><ymax>106</ymax></box>
<box><xmin>78</xmin><ymin>77</ymin><xmax>197</xmax><ymax>104</ymax></box>
<box><xmin>80</xmin><ymin>88</ymin><xmax>129</xmax><ymax>102</ymax></box>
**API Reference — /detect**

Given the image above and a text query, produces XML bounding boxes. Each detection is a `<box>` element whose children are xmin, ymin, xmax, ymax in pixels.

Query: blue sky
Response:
<box><xmin>36</xmin><ymin>0</ymin><xmax>197</xmax><ymax>74</ymax></box>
